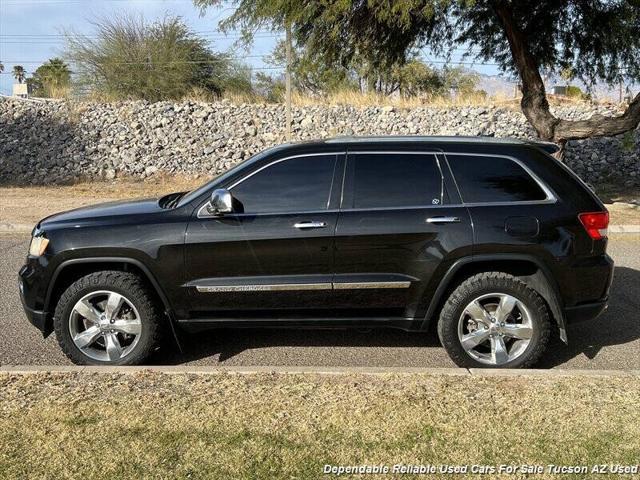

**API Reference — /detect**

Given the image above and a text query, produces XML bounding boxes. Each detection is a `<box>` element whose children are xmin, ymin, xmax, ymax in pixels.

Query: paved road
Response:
<box><xmin>1</xmin><ymin>234</ymin><xmax>638</xmax><ymax>369</ymax></box>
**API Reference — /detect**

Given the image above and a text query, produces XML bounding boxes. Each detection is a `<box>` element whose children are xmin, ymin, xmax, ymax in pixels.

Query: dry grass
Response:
<box><xmin>221</xmin><ymin>89</ymin><xmax>267</xmax><ymax>105</ymax></box>
<box><xmin>0</xmin><ymin>371</ymin><xmax>638</xmax><ymax>479</ymax></box>
<box><xmin>287</xmin><ymin>90</ymin><xmax>596</xmax><ymax>109</ymax></box>
<box><xmin>291</xmin><ymin>90</ymin><xmax>502</xmax><ymax>108</ymax></box>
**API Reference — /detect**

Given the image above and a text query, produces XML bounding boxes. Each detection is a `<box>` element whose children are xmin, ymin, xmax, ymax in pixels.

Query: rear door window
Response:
<box><xmin>448</xmin><ymin>154</ymin><xmax>548</xmax><ymax>203</ymax></box>
<box><xmin>347</xmin><ymin>153</ymin><xmax>444</xmax><ymax>209</ymax></box>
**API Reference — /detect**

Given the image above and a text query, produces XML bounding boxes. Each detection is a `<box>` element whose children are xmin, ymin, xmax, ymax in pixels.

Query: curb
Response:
<box><xmin>0</xmin><ymin>365</ymin><xmax>638</xmax><ymax>377</ymax></box>
<box><xmin>609</xmin><ymin>225</ymin><xmax>640</xmax><ymax>233</ymax></box>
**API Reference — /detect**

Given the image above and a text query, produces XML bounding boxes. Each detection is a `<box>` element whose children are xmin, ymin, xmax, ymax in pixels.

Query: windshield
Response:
<box><xmin>177</xmin><ymin>145</ymin><xmax>285</xmax><ymax>207</ymax></box>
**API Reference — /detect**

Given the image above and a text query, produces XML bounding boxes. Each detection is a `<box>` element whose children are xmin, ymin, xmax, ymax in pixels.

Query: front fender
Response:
<box><xmin>42</xmin><ymin>256</ymin><xmax>182</xmax><ymax>351</ymax></box>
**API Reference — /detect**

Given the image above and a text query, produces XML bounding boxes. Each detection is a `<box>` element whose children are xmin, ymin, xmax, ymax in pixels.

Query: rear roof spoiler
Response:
<box><xmin>528</xmin><ymin>141</ymin><xmax>560</xmax><ymax>154</ymax></box>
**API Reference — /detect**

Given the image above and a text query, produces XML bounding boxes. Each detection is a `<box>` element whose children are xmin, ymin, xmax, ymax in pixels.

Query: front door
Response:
<box><xmin>184</xmin><ymin>152</ymin><xmax>344</xmax><ymax>319</ymax></box>
<box><xmin>333</xmin><ymin>151</ymin><xmax>473</xmax><ymax>320</ymax></box>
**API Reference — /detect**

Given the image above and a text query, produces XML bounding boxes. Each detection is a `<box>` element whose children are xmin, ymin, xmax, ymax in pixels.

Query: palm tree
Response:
<box><xmin>29</xmin><ymin>58</ymin><xmax>72</xmax><ymax>97</ymax></box>
<box><xmin>40</xmin><ymin>58</ymin><xmax>71</xmax><ymax>88</ymax></box>
<box><xmin>13</xmin><ymin>65</ymin><xmax>26</xmax><ymax>83</ymax></box>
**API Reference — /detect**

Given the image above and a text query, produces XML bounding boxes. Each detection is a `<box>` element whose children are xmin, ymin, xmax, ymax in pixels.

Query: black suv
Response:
<box><xmin>19</xmin><ymin>136</ymin><xmax>614</xmax><ymax>368</ymax></box>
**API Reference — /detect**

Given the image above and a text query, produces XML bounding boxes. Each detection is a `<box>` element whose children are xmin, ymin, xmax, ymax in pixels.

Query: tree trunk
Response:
<box><xmin>493</xmin><ymin>2</ymin><xmax>640</xmax><ymax>144</ymax></box>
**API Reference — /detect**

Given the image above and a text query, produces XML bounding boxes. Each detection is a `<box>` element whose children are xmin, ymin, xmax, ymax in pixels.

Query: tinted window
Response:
<box><xmin>448</xmin><ymin>155</ymin><xmax>547</xmax><ymax>203</ymax></box>
<box><xmin>350</xmin><ymin>153</ymin><xmax>443</xmax><ymax>208</ymax></box>
<box><xmin>231</xmin><ymin>155</ymin><xmax>336</xmax><ymax>213</ymax></box>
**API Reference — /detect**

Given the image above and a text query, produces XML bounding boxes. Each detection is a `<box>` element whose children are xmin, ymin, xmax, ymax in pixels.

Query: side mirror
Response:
<box><xmin>207</xmin><ymin>188</ymin><xmax>233</xmax><ymax>216</ymax></box>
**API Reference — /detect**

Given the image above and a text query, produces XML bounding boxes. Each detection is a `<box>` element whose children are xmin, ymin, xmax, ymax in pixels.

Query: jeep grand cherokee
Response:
<box><xmin>19</xmin><ymin>136</ymin><xmax>614</xmax><ymax>367</ymax></box>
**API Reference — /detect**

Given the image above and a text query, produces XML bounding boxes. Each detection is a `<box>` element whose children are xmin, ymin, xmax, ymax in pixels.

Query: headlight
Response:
<box><xmin>29</xmin><ymin>236</ymin><xmax>49</xmax><ymax>257</ymax></box>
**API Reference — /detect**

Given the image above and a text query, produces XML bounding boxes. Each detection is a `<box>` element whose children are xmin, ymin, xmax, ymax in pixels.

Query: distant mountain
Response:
<box><xmin>476</xmin><ymin>73</ymin><xmax>518</xmax><ymax>97</ymax></box>
<box><xmin>474</xmin><ymin>71</ymin><xmax>638</xmax><ymax>102</ymax></box>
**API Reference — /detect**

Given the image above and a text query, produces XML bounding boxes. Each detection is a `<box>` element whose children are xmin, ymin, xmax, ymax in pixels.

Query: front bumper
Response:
<box><xmin>19</xmin><ymin>262</ymin><xmax>52</xmax><ymax>336</ymax></box>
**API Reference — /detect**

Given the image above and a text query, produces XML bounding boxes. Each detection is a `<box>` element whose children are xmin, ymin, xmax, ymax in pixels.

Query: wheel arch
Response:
<box><xmin>422</xmin><ymin>254</ymin><xmax>567</xmax><ymax>343</ymax></box>
<box><xmin>44</xmin><ymin>257</ymin><xmax>181</xmax><ymax>349</ymax></box>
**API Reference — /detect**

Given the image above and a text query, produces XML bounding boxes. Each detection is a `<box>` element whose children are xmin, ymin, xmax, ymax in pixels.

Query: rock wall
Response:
<box><xmin>1</xmin><ymin>97</ymin><xmax>638</xmax><ymax>188</ymax></box>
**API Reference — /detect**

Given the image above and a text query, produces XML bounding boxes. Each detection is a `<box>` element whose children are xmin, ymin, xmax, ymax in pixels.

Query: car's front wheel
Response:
<box><xmin>438</xmin><ymin>272</ymin><xmax>551</xmax><ymax>368</ymax></box>
<box><xmin>54</xmin><ymin>271</ymin><xmax>162</xmax><ymax>365</ymax></box>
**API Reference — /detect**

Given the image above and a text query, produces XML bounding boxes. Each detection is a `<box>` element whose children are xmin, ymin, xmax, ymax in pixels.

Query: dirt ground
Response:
<box><xmin>0</xmin><ymin>177</ymin><xmax>202</xmax><ymax>227</ymax></box>
<box><xmin>1</xmin><ymin>178</ymin><xmax>638</xmax><ymax>227</ymax></box>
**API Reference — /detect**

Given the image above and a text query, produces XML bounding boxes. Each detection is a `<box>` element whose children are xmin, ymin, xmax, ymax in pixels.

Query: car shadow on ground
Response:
<box><xmin>150</xmin><ymin>266</ymin><xmax>640</xmax><ymax>368</ymax></box>
<box><xmin>537</xmin><ymin>265</ymin><xmax>640</xmax><ymax>368</ymax></box>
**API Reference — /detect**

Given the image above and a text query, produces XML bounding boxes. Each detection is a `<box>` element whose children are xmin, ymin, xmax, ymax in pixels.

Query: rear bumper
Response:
<box><xmin>563</xmin><ymin>299</ymin><xmax>608</xmax><ymax>324</ymax></box>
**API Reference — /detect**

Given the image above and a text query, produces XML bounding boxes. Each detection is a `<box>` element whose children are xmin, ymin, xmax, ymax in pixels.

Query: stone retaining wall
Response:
<box><xmin>1</xmin><ymin>98</ymin><xmax>638</xmax><ymax>187</ymax></box>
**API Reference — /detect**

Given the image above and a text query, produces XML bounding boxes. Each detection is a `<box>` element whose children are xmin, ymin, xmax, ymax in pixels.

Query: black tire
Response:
<box><xmin>53</xmin><ymin>270</ymin><xmax>163</xmax><ymax>365</ymax></box>
<box><xmin>437</xmin><ymin>272</ymin><xmax>551</xmax><ymax>369</ymax></box>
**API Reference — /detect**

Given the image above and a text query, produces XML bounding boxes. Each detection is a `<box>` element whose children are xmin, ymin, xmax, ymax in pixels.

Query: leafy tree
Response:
<box><xmin>195</xmin><ymin>0</ymin><xmax>640</xmax><ymax>145</ymax></box>
<box><xmin>267</xmin><ymin>39</ymin><xmax>476</xmax><ymax>99</ymax></box>
<box><xmin>220</xmin><ymin>61</ymin><xmax>254</xmax><ymax>95</ymax></box>
<box><xmin>27</xmin><ymin>58</ymin><xmax>71</xmax><ymax>97</ymax></box>
<box><xmin>268</xmin><ymin>39</ymin><xmax>356</xmax><ymax>95</ymax></box>
<box><xmin>393</xmin><ymin>60</ymin><xmax>446</xmax><ymax>97</ymax></box>
<box><xmin>64</xmin><ymin>14</ymin><xmax>250</xmax><ymax>101</ymax></box>
<box><xmin>253</xmin><ymin>71</ymin><xmax>286</xmax><ymax>102</ymax></box>
<box><xmin>12</xmin><ymin>65</ymin><xmax>26</xmax><ymax>84</ymax></box>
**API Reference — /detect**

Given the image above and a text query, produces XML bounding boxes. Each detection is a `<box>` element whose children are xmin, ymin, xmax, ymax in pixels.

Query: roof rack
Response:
<box><xmin>323</xmin><ymin>135</ymin><xmax>560</xmax><ymax>153</ymax></box>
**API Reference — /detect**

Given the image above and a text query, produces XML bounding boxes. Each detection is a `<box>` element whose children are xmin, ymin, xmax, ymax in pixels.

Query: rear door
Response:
<box><xmin>333</xmin><ymin>150</ymin><xmax>473</xmax><ymax>320</ymax></box>
<box><xmin>184</xmin><ymin>152</ymin><xmax>344</xmax><ymax>319</ymax></box>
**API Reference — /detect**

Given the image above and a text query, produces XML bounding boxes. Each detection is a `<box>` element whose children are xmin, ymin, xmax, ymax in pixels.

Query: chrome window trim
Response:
<box><xmin>198</xmin><ymin>208</ymin><xmax>340</xmax><ymax>218</ymax></box>
<box><xmin>338</xmin><ymin>204</ymin><xmax>459</xmax><ymax>213</ymax></box>
<box><xmin>197</xmin><ymin>149</ymin><xmax>557</xmax><ymax>218</ymax></box>
<box><xmin>196</xmin><ymin>281</ymin><xmax>411</xmax><ymax>292</ymax></box>
<box><xmin>340</xmin><ymin>150</ymin><xmax>557</xmax><ymax>210</ymax></box>
<box><xmin>197</xmin><ymin>152</ymin><xmax>344</xmax><ymax>219</ymax></box>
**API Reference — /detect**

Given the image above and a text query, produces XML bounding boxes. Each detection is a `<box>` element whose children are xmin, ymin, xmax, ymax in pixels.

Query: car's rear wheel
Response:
<box><xmin>54</xmin><ymin>271</ymin><xmax>162</xmax><ymax>365</ymax></box>
<box><xmin>438</xmin><ymin>272</ymin><xmax>551</xmax><ymax>368</ymax></box>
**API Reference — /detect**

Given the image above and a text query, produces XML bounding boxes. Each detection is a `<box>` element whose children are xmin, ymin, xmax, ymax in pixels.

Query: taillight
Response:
<box><xmin>578</xmin><ymin>211</ymin><xmax>609</xmax><ymax>240</ymax></box>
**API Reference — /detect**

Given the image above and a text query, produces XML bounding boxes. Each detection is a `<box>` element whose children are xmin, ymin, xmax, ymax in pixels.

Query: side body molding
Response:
<box><xmin>421</xmin><ymin>254</ymin><xmax>567</xmax><ymax>343</ymax></box>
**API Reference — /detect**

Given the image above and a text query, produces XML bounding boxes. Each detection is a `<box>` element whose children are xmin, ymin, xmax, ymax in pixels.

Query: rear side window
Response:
<box><xmin>231</xmin><ymin>154</ymin><xmax>336</xmax><ymax>213</ymax></box>
<box><xmin>448</xmin><ymin>155</ymin><xmax>547</xmax><ymax>203</ymax></box>
<box><xmin>349</xmin><ymin>153</ymin><xmax>443</xmax><ymax>208</ymax></box>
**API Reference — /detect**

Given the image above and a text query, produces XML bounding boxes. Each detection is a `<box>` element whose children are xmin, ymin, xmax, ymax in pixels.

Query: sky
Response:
<box><xmin>0</xmin><ymin>0</ymin><xmax>288</xmax><ymax>95</ymax></box>
<box><xmin>0</xmin><ymin>0</ymin><xmax>634</xmax><ymax>100</ymax></box>
<box><xmin>0</xmin><ymin>0</ymin><xmax>512</xmax><ymax>97</ymax></box>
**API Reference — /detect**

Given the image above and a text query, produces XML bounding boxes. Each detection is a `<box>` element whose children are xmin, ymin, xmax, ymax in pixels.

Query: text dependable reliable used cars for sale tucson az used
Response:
<box><xmin>19</xmin><ymin>136</ymin><xmax>614</xmax><ymax>368</ymax></box>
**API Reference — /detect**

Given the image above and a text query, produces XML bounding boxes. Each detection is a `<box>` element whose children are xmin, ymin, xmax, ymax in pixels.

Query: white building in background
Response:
<box><xmin>12</xmin><ymin>83</ymin><xmax>29</xmax><ymax>98</ymax></box>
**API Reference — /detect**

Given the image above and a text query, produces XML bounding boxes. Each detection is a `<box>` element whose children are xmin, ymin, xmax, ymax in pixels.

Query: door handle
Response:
<box><xmin>294</xmin><ymin>221</ymin><xmax>327</xmax><ymax>229</ymax></box>
<box><xmin>426</xmin><ymin>216</ymin><xmax>461</xmax><ymax>224</ymax></box>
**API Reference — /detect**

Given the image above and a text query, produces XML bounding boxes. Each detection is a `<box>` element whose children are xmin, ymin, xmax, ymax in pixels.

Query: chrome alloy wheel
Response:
<box><xmin>68</xmin><ymin>290</ymin><xmax>142</xmax><ymax>362</ymax></box>
<box><xmin>457</xmin><ymin>293</ymin><xmax>534</xmax><ymax>366</ymax></box>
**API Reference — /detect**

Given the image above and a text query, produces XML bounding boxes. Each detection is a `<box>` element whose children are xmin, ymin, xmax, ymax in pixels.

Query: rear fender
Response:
<box><xmin>421</xmin><ymin>254</ymin><xmax>567</xmax><ymax>343</ymax></box>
